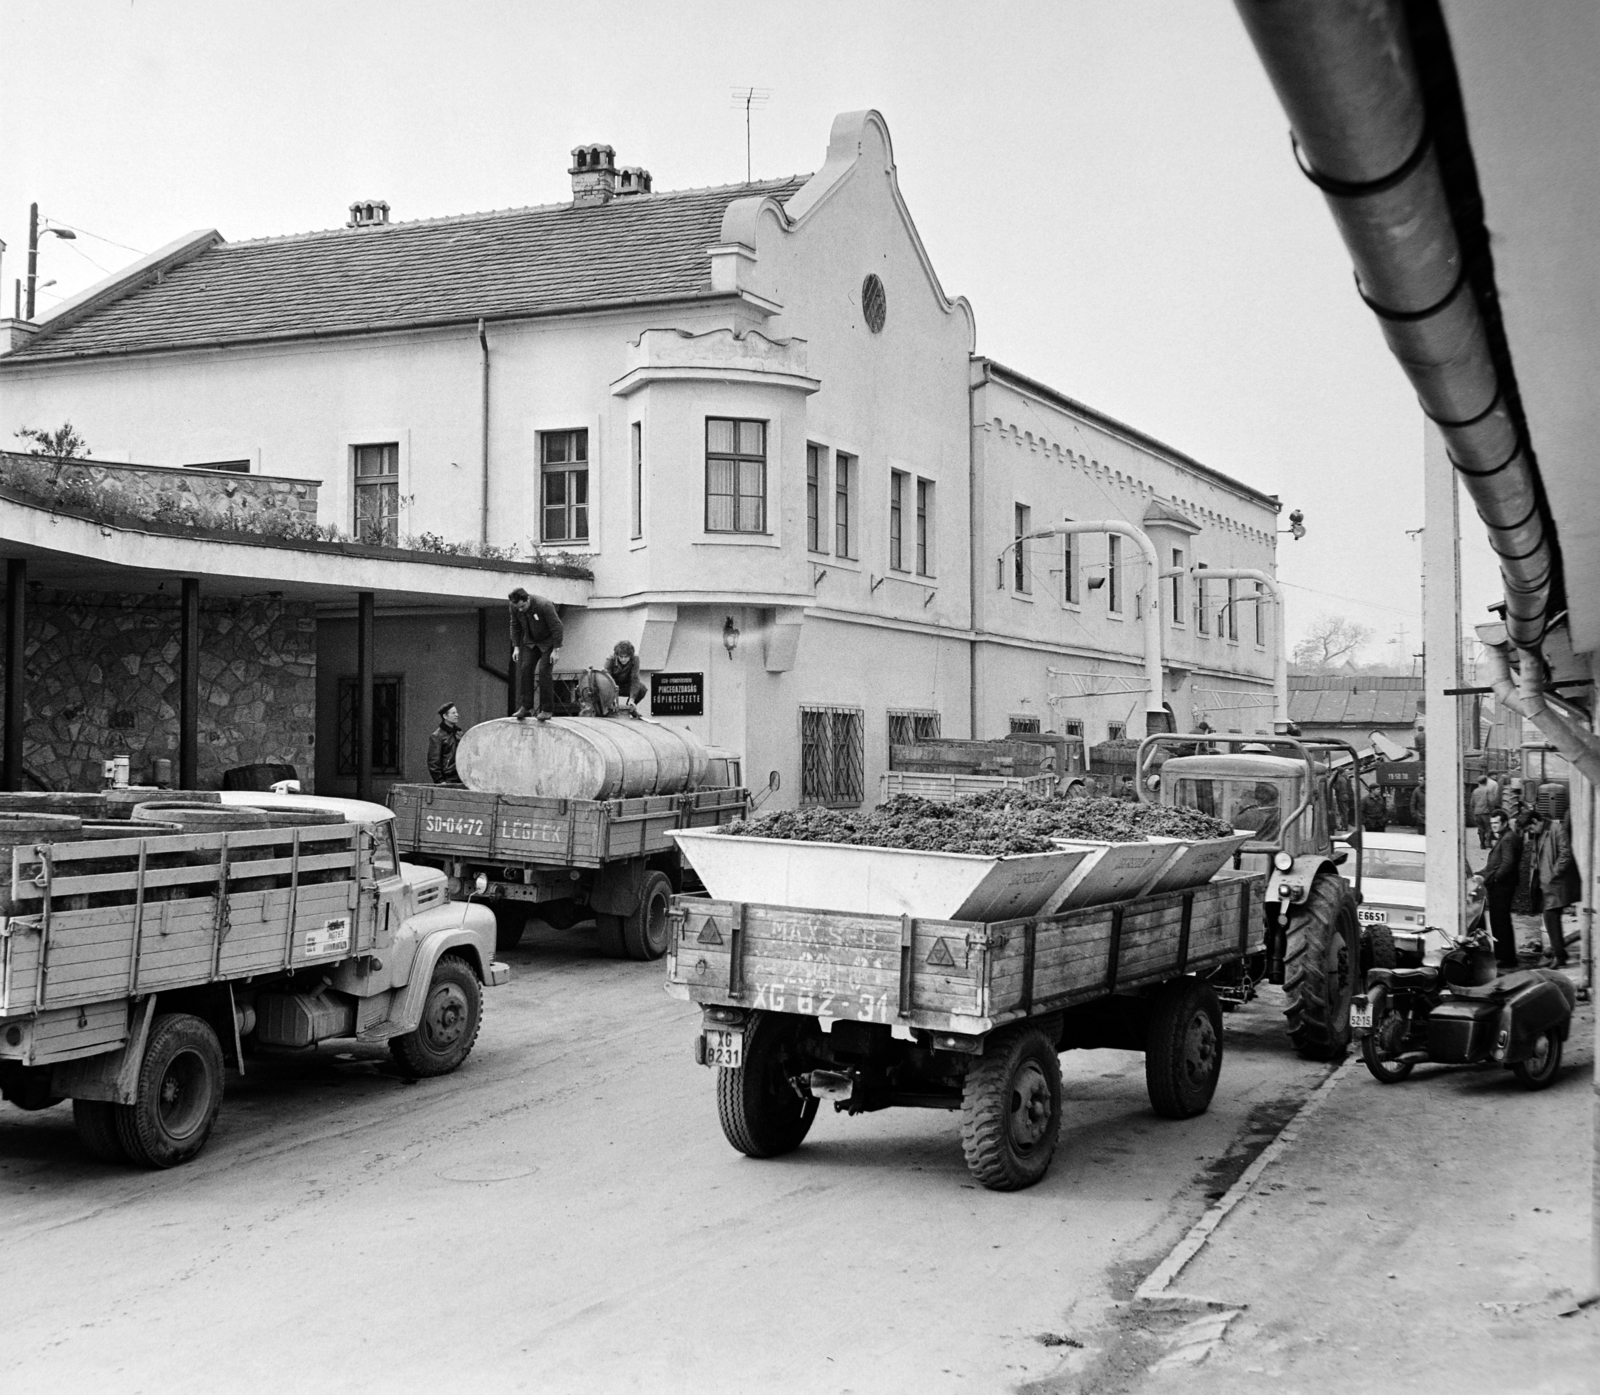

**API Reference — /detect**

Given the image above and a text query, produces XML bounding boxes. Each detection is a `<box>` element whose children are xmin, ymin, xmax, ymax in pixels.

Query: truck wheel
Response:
<box><xmin>594</xmin><ymin>913</ymin><xmax>628</xmax><ymax>959</ymax></box>
<box><xmin>73</xmin><ymin>1099</ymin><xmax>128</xmax><ymax>1162</ymax></box>
<box><xmin>114</xmin><ymin>1013</ymin><xmax>225</xmax><ymax>1169</ymax></box>
<box><xmin>1283</xmin><ymin>872</ymin><xmax>1360</xmax><ymax>1061</ymax></box>
<box><xmin>491</xmin><ymin>903</ymin><xmax>527</xmax><ymax>952</ymax></box>
<box><xmin>959</xmin><ymin>1024</ymin><xmax>1062</xmax><ymax>1191</ymax></box>
<box><xmin>716</xmin><ymin>1011</ymin><xmax>818</xmax><ymax>1158</ymax></box>
<box><xmin>1361</xmin><ymin>1008</ymin><xmax>1415</xmax><ymax>1083</ymax></box>
<box><xmin>1144</xmin><ymin>979</ymin><xmax>1223</xmax><ymax>1119</ymax></box>
<box><xmin>622</xmin><ymin>871</ymin><xmax>674</xmax><ymax>961</ymax></box>
<box><xmin>389</xmin><ymin>955</ymin><xmax>483</xmax><ymax>1077</ymax></box>
<box><xmin>1511</xmin><ymin>1031</ymin><xmax>1562</xmax><ymax>1090</ymax></box>
<box><xmin>1366</xmin><ymin>926</ymin><xmax>1398</xmax><ymax>973</ymax></box>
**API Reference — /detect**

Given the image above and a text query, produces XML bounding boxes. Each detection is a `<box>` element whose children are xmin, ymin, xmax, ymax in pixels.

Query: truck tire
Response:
<box><xmin>491</xmin><ymin>902</ymin><xmax>527</xmax><ymax>952</ymax></box>
<box><xmin>1144</xmin><ymin>978</ymin><xmax>1223</xmax><ymax>1119</ymax></box>
<box><xmin>1283</xmin><ymin>872</ymin><xmax>1360</xmax><ymax>1061</ymax></box>
<box><xmin>716</xmin><ymin>1010</ymin><xmax>818</xmax><ymax>1158</ymax></box>
<box><xmin>115</xmin><ymin>1013</ymin><xmax>225</xmax><ymax>1168</ymax></box>
<box><xmin>73</xmin><ymin>1099</ymin><xmax>127</xmax><ymax>1162</ymax></box>
<box><xmin>594</xmin><ymin>914</ymin><xmax>628</xmax><ymax>959</ymax></box>
<box><xmin>1511</xmin><ymin>1031</ymin><xmax>1562</xmax><ymax>1090</ymax></box>
<box><xmin>959</xmin><ymin>1024</ymin><xmax>1062</xmax><ymax>1191</ymax></box>
<box><xmin>389</xmin><ymin>955</ymin><xmax>483</xmax><ymax>1078</ymax></box>
<box><xmin>621</xmin><ymin>871</ymin><xmax>674</xmax><ymax>961</ymax></box>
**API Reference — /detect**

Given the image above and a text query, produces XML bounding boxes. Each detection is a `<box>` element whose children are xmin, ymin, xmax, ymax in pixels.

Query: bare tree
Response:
<box><xmin>1292</xmin><ymin>614</ymin><xmax>1373</xmax><ymax>671</ymax></box>
<box><xmin>15</xmin><ymin>423</ymin><xmax>90</xmax><ymax>462</ymax></box>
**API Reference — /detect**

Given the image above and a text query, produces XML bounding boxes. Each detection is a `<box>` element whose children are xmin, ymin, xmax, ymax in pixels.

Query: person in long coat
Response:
<box><xmin>1535</xmin><ymin>810</ymin><xmax>1581</xmax><ymax>967</ymax></box>
<box><xmin>508</xmin><ymin>588</ymin><xmax>564</xmax><ymax>720</ymax></box>
<box><xmin>427</xmin><ymin>703</ymin><xmax>464</xmax><ymax>785</ymax></box>
<box><xmin>1478</xmin><ymin>810</ymin><xmax>1523</xmax><ymax>969</ymax></box>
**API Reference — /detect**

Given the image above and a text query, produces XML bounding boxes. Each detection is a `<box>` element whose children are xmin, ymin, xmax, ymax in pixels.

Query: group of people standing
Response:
<box><xmin>1478</xmin><ymin>800</ymin><xmax>1580</xmax><ymax>970</ymax></box>
<box><xmin>424</xmin><ymin>589</ymin><xmax>649</xmax><ymax>786</ymax></box>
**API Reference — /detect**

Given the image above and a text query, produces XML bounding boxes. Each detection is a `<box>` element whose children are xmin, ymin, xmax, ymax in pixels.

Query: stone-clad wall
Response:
<box><xmin>0</xmin><ymin>589</ymin><xmax>317</xmax><ymax>792</ymax></box>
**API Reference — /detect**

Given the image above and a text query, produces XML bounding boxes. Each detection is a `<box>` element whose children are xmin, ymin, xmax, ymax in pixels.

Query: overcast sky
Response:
<box><xmin>0</xmin><ymin>0</ymin><xmax>1502</xmax><ymax>661</ymax></box>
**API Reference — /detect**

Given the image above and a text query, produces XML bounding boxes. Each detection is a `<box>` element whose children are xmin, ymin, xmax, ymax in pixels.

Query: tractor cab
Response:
<box><xmin>1156</xmin><ymin>753</ymin><xmax>1326</xmax><ymax>858</ymax></box>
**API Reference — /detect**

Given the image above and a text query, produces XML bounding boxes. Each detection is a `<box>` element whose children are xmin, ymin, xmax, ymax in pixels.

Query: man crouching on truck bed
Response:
<box><xmin>509</xmin><ymin>587</ymin><xmax>563</xmax><ymax>722</ymax></box>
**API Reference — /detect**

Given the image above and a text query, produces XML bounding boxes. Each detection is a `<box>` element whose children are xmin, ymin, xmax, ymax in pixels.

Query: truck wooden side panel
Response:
<box><xmin>667</xmin><ymin>873</ymin><xmax>1266</xmax><ymax>1037</ymax></box>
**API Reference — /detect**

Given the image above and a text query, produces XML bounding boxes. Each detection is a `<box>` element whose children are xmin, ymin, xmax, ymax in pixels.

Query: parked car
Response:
<box><xmin>1339</xmin><ymin>831</ymin><xmax>1450</xmax><ymax>966</ymax></box>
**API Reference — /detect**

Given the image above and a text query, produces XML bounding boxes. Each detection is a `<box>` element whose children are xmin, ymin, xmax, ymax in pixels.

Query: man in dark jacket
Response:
<box><xmin>508</xmin><ymin>588</ymin><xmax>564</xmax><ymax>721</ymax></box>
<box><xmin>427</xmin><ymin>703</ymin><xmax>464</xmax><ymax>785</ymax></box>
<box><xmin>1535</xmin><ymin>810</ymin><xmax>1581</xmax><ymax>967</ymax></box>
<box><xmin>1478</xmin><ymin>810</ymin><xmax>1523</xmax><ymax>969</ymax></box>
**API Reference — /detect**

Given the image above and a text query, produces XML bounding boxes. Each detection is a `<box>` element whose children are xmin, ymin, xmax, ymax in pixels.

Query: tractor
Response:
<box><xmin>1137</xmin><ymin>734</ymin><xmax>1366</xmax><ymax>1060</ymax></box>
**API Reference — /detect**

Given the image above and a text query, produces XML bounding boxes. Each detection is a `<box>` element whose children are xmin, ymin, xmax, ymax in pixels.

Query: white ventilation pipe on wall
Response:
<box><xmin>1235</xmin><ymin>0</ymin><xmax>1556</xmax><ymax>650</ymax></box>
<box><xmin>1480</xmin><ymin>641</ymin><xmax>1600</xmax><ymax>788</ymax></box>
<box><xmin>1002</xmin><ymin>520</ymin><xmax>1166</xmax><ymax>734</ymax></box>
<box><xmin>1188</xmin><ymin>566</ymin><xmax>1287</xmax><ymax>732</ymax></box>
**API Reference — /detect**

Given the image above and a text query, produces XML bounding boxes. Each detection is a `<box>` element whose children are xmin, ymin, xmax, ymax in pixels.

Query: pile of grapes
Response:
<box><xmin>719</xmin><ymin>792</ymin><xmax>1232</xmax><ymax>855</ymax></box>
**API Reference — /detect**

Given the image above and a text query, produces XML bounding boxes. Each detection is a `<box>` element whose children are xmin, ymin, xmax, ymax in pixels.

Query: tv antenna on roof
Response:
<box><xmin>730</xmin><ymin>87</ymin><xmax>772</xmax><ymax>182</ymax></box>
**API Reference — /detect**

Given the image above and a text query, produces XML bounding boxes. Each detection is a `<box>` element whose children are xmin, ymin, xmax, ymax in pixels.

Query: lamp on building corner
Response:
<box><xmin>722</xmin><ymin>616</ymin><xmax>740</xmax><ymax>658</ymax></box>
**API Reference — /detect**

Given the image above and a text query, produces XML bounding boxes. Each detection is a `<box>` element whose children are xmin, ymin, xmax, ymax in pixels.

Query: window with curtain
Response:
<box><xmin>540</xmin><ymin>429</ymin><xmax>589</xmax><ymax>543</ymax></box>
<box><xmin>353</xmin><ymin>443</ymin><xmax>400</xmax><ymax>546</ymax></box>
<box><xmin>705</xmin><ymin>418</ymin><xmax>766</xmax><ymax>533</ymax></box>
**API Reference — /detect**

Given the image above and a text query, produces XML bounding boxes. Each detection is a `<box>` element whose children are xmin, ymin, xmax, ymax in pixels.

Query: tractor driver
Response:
<box><xmin>1231</xmin><ymin>782</ymin><xmax>1281</xmax><ymax>838</ymax></box>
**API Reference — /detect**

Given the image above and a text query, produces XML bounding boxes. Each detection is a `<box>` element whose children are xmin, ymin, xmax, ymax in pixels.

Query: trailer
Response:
<box><xmin>389</xmin><ymin>781</ymin><xmax>750</xmax><ymax>959</ymax></box>
<box><xmin>885</xmin><ymin>734</ymin><xmax>1087</xmax><ymax>803</ymax></box>
<box><xmin>0</xmin><ymin>803</ymin><xmax>504</xmax><ymax>1167</ymax></box>
<box><xmin>664</xmin><ymin>829</ymin><xmax>1264</xmax><ymax>1190</ymax></box>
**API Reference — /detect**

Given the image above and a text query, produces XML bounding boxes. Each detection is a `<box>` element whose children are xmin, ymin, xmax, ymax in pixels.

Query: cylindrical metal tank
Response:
<box><xmin>456</xmin><ymin>716</ymin><xmax>708</xmax><ymax>800</ymax></box>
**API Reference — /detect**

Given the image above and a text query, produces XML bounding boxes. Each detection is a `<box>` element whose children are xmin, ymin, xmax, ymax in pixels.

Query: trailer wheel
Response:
<box><xmin>390</xmin><ymin>955</ymin><xmax>483</xmax><ymax>1078</ymax></box>
<box><xmin>73</xmin><ymin>1099</ymin><xmax>130</xmax><ymax>1162</ymax></box>
<box><xmin>1144</xmin><ymin>979</ymin><xmax>1223</xmax><ymax>1119</ymax></box>
<box><xmin>622</xmin><ymin>871</ymin><xmax>675</xmax><ymax>961</ymax></box>
<box><xmin>716</xmin><ymin>1011</ymin><xmax>818</xmax><ymax>1158</ymax></box>
<box><xmin>1511</xmin><ymin>1031</ymin><xmax>1562</xmax><ymax>1091</ymax></box>
<box><xmin>1283</xmin><ymin>872</ymin><xmax>1360</xmax><ymax>1061</ymax></box>
<box><xmin>114</xmin><ymin>1013</ymin><xmax>225</xmax><ymax>1169</ymax></box>
<box><xmin>594</xmin><ymin>913</ymin><xmax>628</xmax><ymax>959</ymax></box>
<box><xmin>491</xmin><ymin>902</ymin><xmax>527</xmax><ymax>952</ymax></box>
<box><xmin>960</xmin><ymin>1024</ymin><xmax>1062</xmax><ymax>1191</ymax></box>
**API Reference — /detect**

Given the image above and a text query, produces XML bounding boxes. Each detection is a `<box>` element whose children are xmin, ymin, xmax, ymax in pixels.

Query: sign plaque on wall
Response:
<box><xmin>650</xmin><ymin>672</ymin><xmax>704</xmax><ymax>717</ymax></box>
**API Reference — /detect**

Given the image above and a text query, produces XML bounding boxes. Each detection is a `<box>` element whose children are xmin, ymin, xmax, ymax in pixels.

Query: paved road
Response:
<box><xmin>0</xmin><ymin>922</ymin><xmax>1332</xmax><ymax>1395</ymax></box>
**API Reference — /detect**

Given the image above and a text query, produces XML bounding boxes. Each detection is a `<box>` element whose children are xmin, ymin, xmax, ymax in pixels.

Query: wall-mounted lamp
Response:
<box><xmin>1279</xmin><ymin>508</ymin><xmax>1306</xmax><ymax>541</ymax></box>
<box><xmin>722</xmin><ymin>616</ymin><xmax>740</xmax><ymax>658</ymax></box>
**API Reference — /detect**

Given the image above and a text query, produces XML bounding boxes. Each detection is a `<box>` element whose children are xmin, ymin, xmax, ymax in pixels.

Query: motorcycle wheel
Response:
<box><xmin>1361</xmin><ymin>1011</ymin><xmax>1414</xmax><ymax>1084</ymax></box>
<box><xmin>1511</xmin><ymin>1031</ymin><xmax>1563</xmax><ymax>1091</ymax></box>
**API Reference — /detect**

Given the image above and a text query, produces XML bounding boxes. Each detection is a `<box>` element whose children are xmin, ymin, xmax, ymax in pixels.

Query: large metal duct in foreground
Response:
<box><xmin>1235</xmin><ymin>0</ymin><xmax>1556</xmax><ymax>649</ymax></box>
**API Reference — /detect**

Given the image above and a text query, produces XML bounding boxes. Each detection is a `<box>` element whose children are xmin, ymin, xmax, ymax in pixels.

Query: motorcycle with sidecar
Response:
<box><xmin>1350</xmin><ymin>910</ymin><xmax>1575</xmax><ymax>1090</ymax></box>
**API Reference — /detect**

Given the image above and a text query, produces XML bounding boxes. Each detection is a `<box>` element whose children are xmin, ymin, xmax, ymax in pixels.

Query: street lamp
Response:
<box><xmin>722</xmin><ymin>616</ymin><xmax>740</xmax><ymax>658</ymax></box>
<box><xmin>1279</xmin><ymin>508</ymin><xmax>1306</xmax><ymax>541</ymax></box>
<box><xmin>25</xmin><ymin>203</ymin><xmax>76</xmax><ymax>320</ymax></box>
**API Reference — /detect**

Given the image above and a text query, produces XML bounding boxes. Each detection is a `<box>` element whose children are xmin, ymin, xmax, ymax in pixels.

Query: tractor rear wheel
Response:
<box><xmin>1283</xmin><ymin>872</ymin><xmax>1361</xmax><ymax>1061</ymax></box>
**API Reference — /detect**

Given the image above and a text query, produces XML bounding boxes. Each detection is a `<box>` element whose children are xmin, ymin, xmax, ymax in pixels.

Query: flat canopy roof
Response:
<box><xmin>0</xmin><ymin>496</ymin><xmax>593</xmax><ymax>609</ymax></box>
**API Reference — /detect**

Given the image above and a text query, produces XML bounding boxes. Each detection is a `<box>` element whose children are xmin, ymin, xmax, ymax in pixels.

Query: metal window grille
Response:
<box><xmin>889</xmin><ymin>471</ymin><xmax>905</xmax><ymax>570</ymax></box>
<box><xmin>1108</xmin><ymin>721</ymin><xmax>1127</xmax><ymax>741</ymax></box>
<box><xmin>835</xmin><ymin>453</ymin><xmax>853</xmax><ymax>557</ymax></box>
<box><xmin>1107</xmin><ymin>534</ymin><xmax>1122</xmax><ymax>612</ymax></box>
<box><xmin>800</xmin><ymin>705</ymin><xmax>864</xmax><ymax>806</ymax></box>
<box><xmin>1009</xmin><ymin>715</ymin><xmax>1041</xmax><ymax>734</ymax></box>
<box><xmin>630</xmin><ymin>422</ymin><xmax>643</xmax><ymax>539</ymax></box>
<box><xmin>1063</xmin><ymin>719</ymin><xmax>1085</xmax><ymax>738</ymax></box>
<box><xmin>887</xmin><ymin>708</ymin><xmax>941</xmax><ymax>752</ymax></box>
<box><xmin>353</xmin><ymin>442</ymin><xmax>399</xmax><ymax>546</ymax></box>
<box><xmin>806</xmin><ymin>443</ymin><xmax>821</xmax><ymax>552</ymax></box>
<box><xmin>337</xmin><ymin>675</ymin><xmax>403</xmax><ymax>775</ymax></box>
<box><xmin>705</xmin><ymin>418</ymin><xmax>766</xmax><ymax>533</ymax></box>
<box><xmin>541</xmin><ymin>429</ymin><xmax>589</xmax><ymax>543</ymax></box>
<box><xmin>1014</xmin><ymin>504</ymin><xmax>1031</xmax><ymax>593</ymax></box>
<box><xmin>915</xmin><ymin>478</ymin><xmax>930</xmax><ymax>575</ymax></box>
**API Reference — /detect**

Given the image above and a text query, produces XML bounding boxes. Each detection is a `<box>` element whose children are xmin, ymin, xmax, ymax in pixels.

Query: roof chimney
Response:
<box><xmin>347</xmin><ymin>200</ymin><xmax>390</xmax><ymax>229</ymax></box>
<box><xmin>615</xmin><ymin>166</ymin><xmax>653</xmax><ymax>197</ymax></box>
<box><xmin>569</xmin><ymin>144</ymin><xmax>617</xmax><ymax>207</ymax></box>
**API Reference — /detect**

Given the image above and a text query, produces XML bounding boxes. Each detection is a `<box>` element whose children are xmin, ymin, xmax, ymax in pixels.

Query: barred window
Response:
<box><xmin>887</xmin><ymin>708</ymin><xmax>941</xmax><ymax>754</ymax></box>
<box><xmin>800</xmin><ymin>705</ymin><xmax>864</xmax><ymax>807</ymax></box>
<box><xmin>1108</xmin><ymin>721</ymin><xmax>1127</xmax><ymax>741</ymax></box>
<box><xmin>353</xmin><ymin>443</ymin><xmax>399</xmax><ymax>546</ymax></box>
<box><xmin>706</xmin><ymin>417</ymin><xmax>766</xmax><ymax>533</ymax></box>
<box><xmin>1009</xmin><ymin>715</ymin><xmax>1041</xmax><ymax>734</ymax></box>
<box><xmin>541</xmin><ymin>429</ymin><xmax>589</xmax><ymax>543</ymax></box>
<box><xmin>1063</xmin><ymin>719</ymin><xmax>1085</xmax><ymax>738</ymax></box>
<box><xmin>337</xmin><ymin>675</ymin><xmax>403</xmax><ymax>776</ymax></box>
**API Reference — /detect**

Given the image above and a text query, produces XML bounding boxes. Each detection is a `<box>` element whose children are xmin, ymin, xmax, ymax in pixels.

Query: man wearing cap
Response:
<box><xmin>508</xmin><ymin>588</ymin><xmax>564</xmax><ymax>721</ymax></box>
<box><xmin>427</xmin><ymin>703</ymin><xmax>464</xmax><ymax>785</ymax></box>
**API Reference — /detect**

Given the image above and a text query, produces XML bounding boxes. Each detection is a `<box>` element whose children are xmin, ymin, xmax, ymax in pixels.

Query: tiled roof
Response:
<box><xmin>11</xmin><ymin>176</ymin><xmax>810</xmax><ymax>361</ymax></box>
<box><xmin>1288</xmin><ymin>686</ymin><xmax>1420</xmax><ymax>726</ymax></box>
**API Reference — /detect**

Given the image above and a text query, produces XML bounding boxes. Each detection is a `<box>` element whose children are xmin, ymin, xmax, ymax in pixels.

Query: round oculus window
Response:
<box><xmin>862</xmin><ymin>274</ymin><xmax>887</xmax><ymax>333</ymax></box>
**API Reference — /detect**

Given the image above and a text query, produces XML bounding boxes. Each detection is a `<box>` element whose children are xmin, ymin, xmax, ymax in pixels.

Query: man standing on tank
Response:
<box><xmin>508</xmin><ymin>587</ymin><xmax>564</xmax><ymax>721</ymax></box>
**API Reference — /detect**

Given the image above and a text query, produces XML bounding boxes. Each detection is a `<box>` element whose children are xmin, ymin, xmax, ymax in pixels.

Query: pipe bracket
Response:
<box><xmin>1291</xmin><ymin>122</ymin><xmax>1431</xmax><ymax>200</ymax></box>
<box><xmin>1357</xmin><ymin>263</ymin><xmax>1468</xmax><ymax>324</ymax></box>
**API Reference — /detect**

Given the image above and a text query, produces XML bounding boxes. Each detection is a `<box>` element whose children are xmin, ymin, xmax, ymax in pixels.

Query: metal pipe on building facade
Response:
<box><xmin>478</xmin><ymin>318</ymin><xmax>490</xmax><ymax>548</ymax></box>
<box><xmin>1234</xmin><ymin>0</ymin><xmax>1557</xmax><ymax>650</ymax></box>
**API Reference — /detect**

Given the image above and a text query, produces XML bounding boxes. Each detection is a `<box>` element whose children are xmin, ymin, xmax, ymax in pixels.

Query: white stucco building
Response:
<box><xmin>0</xmin><ymin>110</ymin><xmax>1281</xmax><ymax>805</ymax></box>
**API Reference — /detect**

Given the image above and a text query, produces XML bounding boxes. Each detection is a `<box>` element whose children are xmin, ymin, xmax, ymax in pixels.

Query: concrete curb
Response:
<box><xmin>1134</xmin><ymin>1053</ymin><xmax>1358</xmax><ymax>1309</ymax></box>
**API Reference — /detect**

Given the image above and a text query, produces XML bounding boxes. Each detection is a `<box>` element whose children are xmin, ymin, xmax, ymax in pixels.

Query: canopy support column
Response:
<box><xmin>179</xmin><ymin>578</ymin><xmax>200</xmax><ymax>789</ymax></box>
<box><xmin>357</xmin><ymin>591</ymin><xmax>375</xmax><ymax>802</ymax></box>
<box><xmin>5</xmin><ymin>559</ymin><xmax>25</xmax><ymax>791</ymax></box>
